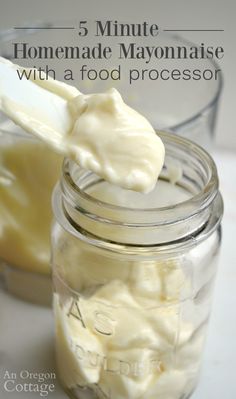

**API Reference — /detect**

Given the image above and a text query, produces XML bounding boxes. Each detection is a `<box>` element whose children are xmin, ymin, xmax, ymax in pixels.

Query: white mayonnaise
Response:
<box><xmin>0</xmin><ymin>57</ymin><xmax>165</xmax><ymax>193</ymax></box>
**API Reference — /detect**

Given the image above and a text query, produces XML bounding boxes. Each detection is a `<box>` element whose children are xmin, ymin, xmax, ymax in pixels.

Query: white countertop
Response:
<box><xmin>0</xmin><ymin>149</ymin><xmax>235</xmax><ymax>399</ymax></box>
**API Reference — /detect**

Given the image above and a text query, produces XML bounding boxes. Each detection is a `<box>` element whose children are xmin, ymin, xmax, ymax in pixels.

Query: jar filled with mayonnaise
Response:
<box><xmin>51</xmin><ymin>132</ymin><xmax>223</xmax><ymax>399</ymax></box>
<box><xmin>0</xmin><ymin>118</ymin><xmax>62</xmax><ymax>304</ymax></box>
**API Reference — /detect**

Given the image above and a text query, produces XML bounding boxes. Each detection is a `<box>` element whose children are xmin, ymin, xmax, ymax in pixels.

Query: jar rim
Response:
<box><xmin>55</xmin><ymin>131</ymin><xmax>223</xmax><ymax>246</ymax></box>
<box><xmin>54</xmin><ymin>131</ymin><xmax>223</xmax><ymax>247</ymax></box>
<box><xmin>62</xmin><ymin>131</ymin><xmax>218</xmax><ymax>219</ymax></box>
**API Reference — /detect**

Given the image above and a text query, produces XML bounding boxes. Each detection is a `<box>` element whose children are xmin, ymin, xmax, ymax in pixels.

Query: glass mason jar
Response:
<box><xmin>0</xmin><ymin>118</ymin><xmax>62</xmax><ymax>305</ymax></box>
<box><xmin>51</xmin><ymin>132</ymin><xmax>223</xmax><ymax>399</ymax></box>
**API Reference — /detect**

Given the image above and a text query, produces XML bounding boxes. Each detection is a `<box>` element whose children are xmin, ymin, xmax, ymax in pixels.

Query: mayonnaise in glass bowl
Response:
<box><xmin>0</xmin><ymin>119</ymin><xmax>62</xmax><ymax>305</ymax></box>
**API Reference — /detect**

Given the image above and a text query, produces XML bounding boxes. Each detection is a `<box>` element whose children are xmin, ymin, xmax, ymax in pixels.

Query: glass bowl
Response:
<box><xmin>0</xmin><ymin>21</ymin><xmax>223</xmax><ymax>148</ymax></box>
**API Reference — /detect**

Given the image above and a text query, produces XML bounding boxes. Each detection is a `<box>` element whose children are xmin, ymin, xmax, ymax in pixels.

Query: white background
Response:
<box><xmin>0</xmin><ymin>2</ymin><xmax>235</xmax><ymax>399</ymax></box>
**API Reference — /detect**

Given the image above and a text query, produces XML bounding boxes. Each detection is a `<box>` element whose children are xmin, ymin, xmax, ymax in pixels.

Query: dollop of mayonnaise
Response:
<box><xmin>68</xmin><ymin>89</ymin><xmax>164</xmax><ymax>192</ymax></box>
<box><xmin>0</xmin><ymin>57</ymin><xmax>164</xmax><ymax>193</ymax></box>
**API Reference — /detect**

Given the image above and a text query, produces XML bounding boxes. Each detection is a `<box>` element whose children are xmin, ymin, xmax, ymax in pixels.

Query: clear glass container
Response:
<box><xmin>0</xmin><ymin>23</ymin><xmax>222</xmax><ymax>148</ymax></box>
<box><xmin>0</xmin><ymin>121</ymin><xmax>62</xmax><ymax>305</ymax></box>
<box><xmin>51</xmin><ymin>132</ymin><xmax>223</xmax><ymax>399</ymax></box>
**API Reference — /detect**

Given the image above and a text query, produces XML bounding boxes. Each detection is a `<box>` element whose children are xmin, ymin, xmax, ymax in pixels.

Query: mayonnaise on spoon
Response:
<box><xmin>0</xmin><ymin>57</ymin><xmax>165</xmax><ymax>193</ymax></box>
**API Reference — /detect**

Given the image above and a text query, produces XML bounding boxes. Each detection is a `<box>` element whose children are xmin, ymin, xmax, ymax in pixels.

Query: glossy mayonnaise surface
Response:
<box><xmin>0</xmin><ymin>57</ymin><xmax>164</xmax><ymax>193</ymax></box>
